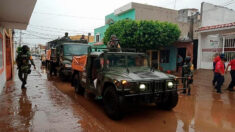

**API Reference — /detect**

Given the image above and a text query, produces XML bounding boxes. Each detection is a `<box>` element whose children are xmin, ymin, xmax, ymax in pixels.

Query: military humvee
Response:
<box><xmin>71</xmin><ymin>49</ymin><xmax>178</xmax><ymax>120</ymax></box>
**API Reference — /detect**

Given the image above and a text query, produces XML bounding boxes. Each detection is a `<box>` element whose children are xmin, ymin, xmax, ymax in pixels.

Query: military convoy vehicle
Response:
<box><xmin>71</xmin><ymin>49</ymin><xmax>178</xmax><ymax>120</ymax></box>
<box><xmin>56</xmin><ymin>43</ymin><xmax>90</xmax><ymax>78</ymax></box>
<box><xmin>46</xmin><ymin>33</ymin><xmax>89</xmax><ymax>79</ymax></box>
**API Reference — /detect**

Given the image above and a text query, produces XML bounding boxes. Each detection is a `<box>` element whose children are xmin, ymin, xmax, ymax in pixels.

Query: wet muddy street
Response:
<box><xmin>1</xmin><ymin>59</ymin><xmax>235</xmax><ymax>132</ymax></box>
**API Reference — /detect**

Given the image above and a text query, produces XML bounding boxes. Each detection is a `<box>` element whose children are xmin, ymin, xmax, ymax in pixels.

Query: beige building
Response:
<box><xmin>114</xmin><ymin>2</ymin><xmax>200</xmax><ymax>41</ymax></box>
<box><xmin>70</xmin><ymin>35</ymin><xmax>94</xmax><ymax>43</ymax></box>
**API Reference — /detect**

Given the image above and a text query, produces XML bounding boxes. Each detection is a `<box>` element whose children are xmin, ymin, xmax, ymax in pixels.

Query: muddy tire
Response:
<box><xmin>103</xmin><ymin>86</ymin><xmax>122</xmax><ymax>120</ymax></box>
<box><xmin>157</xmin><ymin>92</ymin><xmax>178</xmax><ymax>110</ymax></box>
<box><xmin>74</xmin><ymin>74</ymin><xmax>84</xmax><ymax>95</ymax></box>
<box><xmin>59</xmin><ymin>69</ymin><xmax>66</xmax><ymax>81</ymax></box>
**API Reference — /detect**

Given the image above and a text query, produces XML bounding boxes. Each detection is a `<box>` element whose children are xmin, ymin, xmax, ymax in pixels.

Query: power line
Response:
<box><xmin>28</xmin><ymin>24</ymin><xmax>92</xmax><ymax>34</ymax></box>
<box><xmin>28</xmin><ymin>25</ymin><xmax>93</xmax><ymax>33</ymax></box>
<box><xmin>33</xmin><ymin>12</ymin><xmax>103</xmax><ymax>21</ymax></box>
<box><xmin>221</xmin><ymin>0</ymin><xmax>235</xmax><ymax>6</ymax></box>
<box><xmin>27</xmin><ymin>26</ymin><xmax>92</xmax><ymax>35</ymax></box>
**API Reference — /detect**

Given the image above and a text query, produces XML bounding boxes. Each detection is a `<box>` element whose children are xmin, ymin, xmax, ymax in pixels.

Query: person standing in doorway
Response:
<box><xmin>177</xmin><ymin>55</ymin><xmax>183</xmax><ymax>72</ymax></box>
<box><xmin>226</xmin><ymin>58</ymin><xmax>235</xmax><ymax>91</ymax></box>
<box><xmin>214</xmin><ymin>57</ymin><xmax>226</xmax><ymax>93</ymax></box>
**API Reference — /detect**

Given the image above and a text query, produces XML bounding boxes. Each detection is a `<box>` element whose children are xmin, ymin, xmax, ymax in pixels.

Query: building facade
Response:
<box><xmin>0</xmin><ymin>0</ymin><xmax>37</xmax><ymax>91</ymax></box>
<box><xmin>70</xmin><ymin>34</ymin><xmax>94</xmax><ymax>43</ymax></box>
<box><xmin>197</xmin><ymin>2</ymin><xmax>235</xmax><ymax>69</ymax></box>
<box><xmin>93</xmin><ymin>2</ymin><xmax>199</xmax><ymax>71</ymax></box>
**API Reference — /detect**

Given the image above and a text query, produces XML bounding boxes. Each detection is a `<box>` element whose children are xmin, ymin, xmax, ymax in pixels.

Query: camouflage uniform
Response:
<box><xmin>182</xmin><ymin>56</ymin><xmax>194</xmax><ymax>95</ymax></box>
<box><xmin>107</xmin><ymin>35</ymin><xmax>121</xmax><ymax>52</ymax></box>
<box><xmin>16</xmin><ymin>45</ymin><xmax>36</xmax><ymax>88</ymax></box>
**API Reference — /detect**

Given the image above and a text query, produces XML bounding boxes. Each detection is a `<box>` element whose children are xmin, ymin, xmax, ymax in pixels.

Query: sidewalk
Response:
<box><xmin>0</xmin><ymin>60</ymin><xmax>106</xmax><ymax>132</ymax></box>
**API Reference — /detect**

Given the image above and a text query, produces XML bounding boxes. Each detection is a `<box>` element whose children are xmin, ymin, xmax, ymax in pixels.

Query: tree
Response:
<box><xmin>104</xmin><ymin>19</ymin><xmax>181</xmax><ymax>51</ymax></box>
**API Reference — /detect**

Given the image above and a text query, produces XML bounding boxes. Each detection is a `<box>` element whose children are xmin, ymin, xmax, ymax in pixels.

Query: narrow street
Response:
<box><xmin>1</xmin><ymin>58</ymin><xmax>235</xmax><ymax>132</ymax></box>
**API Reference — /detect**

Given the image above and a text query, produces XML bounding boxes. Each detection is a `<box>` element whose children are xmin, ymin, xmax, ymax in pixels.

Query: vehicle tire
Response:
<box><xmin>74</xmin><ymin>74</ymin><xmax>84</xmax><ymax>95</ymax></box>
<box><xmin>157</xmin><ymin>92</ymin><xmax>178</xmax><ymax>110</ymax></box>
<box><xmin>103</xmin><ymin>85</ymin><xmax>122</xmax><ymax>120</ymax></box>
<box><xmin>59</xmin><ymin>69</ymin><xmax>66</xmax><ymax>81</ymax></box>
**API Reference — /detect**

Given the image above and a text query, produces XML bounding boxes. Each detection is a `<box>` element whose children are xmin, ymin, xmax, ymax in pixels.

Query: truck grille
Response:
<box><xmin>149</xmin><ymin>81</ymin><xmax>166</xmax><ymax>93</ymax></box>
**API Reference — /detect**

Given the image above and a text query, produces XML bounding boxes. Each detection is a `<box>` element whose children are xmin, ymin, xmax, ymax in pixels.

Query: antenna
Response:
<box><xmin>174</xmin><ymin>0</ymin><xmax>177</xmax><ymax>9</ymax></box>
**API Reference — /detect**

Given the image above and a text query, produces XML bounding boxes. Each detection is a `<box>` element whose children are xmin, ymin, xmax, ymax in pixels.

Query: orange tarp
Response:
<box><xmin>46</xmin><ymin>49</ymin><xmax>51</xmax><ymax>61</ymax></box>
<box><xmin>72</xmin><ymin>55</ymin><xmax>87</xmax><ymax>72</ymax></box>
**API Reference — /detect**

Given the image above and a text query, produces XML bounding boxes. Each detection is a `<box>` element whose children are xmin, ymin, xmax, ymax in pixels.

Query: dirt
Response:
<box><xmin>0</xmin><ymin>59</ymin><xmax>235</xmax><ymax>132</ymax></box>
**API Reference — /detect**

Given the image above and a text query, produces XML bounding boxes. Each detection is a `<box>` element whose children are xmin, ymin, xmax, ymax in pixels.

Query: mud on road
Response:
<box><xmin>1</xmin><ymin>59</ymin><xmax>235</xmax><ymax>132</ymax></box>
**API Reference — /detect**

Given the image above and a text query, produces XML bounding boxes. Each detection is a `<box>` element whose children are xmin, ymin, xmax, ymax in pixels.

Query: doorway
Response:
<box><xmin>193</xmin><ymin>40</ymin><xmax>198</xmax><ymax>69</ymax></box>
<box><xmin>177</xmin><ymin>48</ymin><xmax>186</xmax><ymax>72</ymax></box>
<box><xmin>5</xmin><ymin>36</ymin><xmax>12</xmax><ymax>81</ymax></box>
<box><xmin>177</xmin><ymin>48</ymin><xmax>186</xmax><ymax>61</ymax></box>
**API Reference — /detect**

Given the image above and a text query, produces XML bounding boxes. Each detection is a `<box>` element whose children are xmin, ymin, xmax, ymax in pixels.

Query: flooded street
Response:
<box><xmin>1</xmin><ymin>59</ymin><xmax>235</xmax><ymax>132</ymax></box>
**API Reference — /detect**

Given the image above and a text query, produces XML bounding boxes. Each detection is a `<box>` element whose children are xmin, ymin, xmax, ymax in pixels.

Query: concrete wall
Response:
<box><xmin>132</xmin><ymin>3</ymin><xmax>193</xmax><ymax>41</ymax></box>
<box><xmin>0</xmin><ymin>27</ymin><xmax>6</xmax><ymax>92</ymax></box>
<box><xmin>201</xmin><ymin>2</ymin><xmax>235</xmax><ymax>27</ymax></box>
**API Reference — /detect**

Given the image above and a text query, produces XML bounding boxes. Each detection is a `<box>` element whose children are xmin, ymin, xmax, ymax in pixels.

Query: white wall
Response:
<box><xmin>197</xmin><ymin>33</ymin><xmax>222</xmax><ymax>69</ymax></box>
<box><xmin>0</xmin><ymin>27</ymin><xmax>6</xmax><ymax>92</ymax></box>
<box><xmin>201</xmin><ymin>2</ymin><xmax>235</xmax><ymax>27</ymax></box>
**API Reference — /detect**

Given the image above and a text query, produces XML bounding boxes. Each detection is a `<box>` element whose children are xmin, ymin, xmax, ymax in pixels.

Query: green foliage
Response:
<box><xmin>104</xmin><ymin>19</ymin><xmax>181</xmax><ymax>51</ymax></box>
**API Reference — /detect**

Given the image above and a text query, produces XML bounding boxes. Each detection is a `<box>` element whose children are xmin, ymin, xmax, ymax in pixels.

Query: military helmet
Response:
<box><xmin>185</xmin><ymin>56</ymin><xmax>191</xmax><ymax>63</ymax></box>
<box><xmin>22</xmin><ymin>45</ymin><xmax>30</xmax><ymax>52</ymax></box>
<box><xmin>110</xmin><ymin>34</ymin><xmax>116</xmax><ymax>39</ymax></box>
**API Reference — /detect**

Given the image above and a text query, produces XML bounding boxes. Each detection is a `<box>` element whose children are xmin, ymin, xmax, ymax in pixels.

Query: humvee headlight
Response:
<box><xmin>121</xmin><ymin>80</ymin><xmax>127</xmax><ymax>85</ymax></box>
<box><xmin>167</xmin><ymin>82</ymin><xmax>174</xmax><ymax>88</ymax></box>
<box><xmin>139</xmin><ymin>84</ymin><xmax>146</xmax><ymax>90</ymax></box>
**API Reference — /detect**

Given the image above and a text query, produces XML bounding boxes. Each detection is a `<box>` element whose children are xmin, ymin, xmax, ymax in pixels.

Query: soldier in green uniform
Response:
<box><xmin>182</xmin><ymin>56</ymin><xmax>194</xmax><ymax>95</ymax></box>
<box><xmin>16</xmin><ymin>45</ymin><xmax>36</xmax><ymax>88</ymax></box>
<box><xmin>107</xmin><ymin>35</ymin><xmax>121</xmax><ymax>52</ymax></box>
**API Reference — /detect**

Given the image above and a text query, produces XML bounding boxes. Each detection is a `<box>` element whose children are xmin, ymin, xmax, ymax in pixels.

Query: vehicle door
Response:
<box><xmin>87</xmin><ymin>56</ymin><xmax>103</xmax><ymax>92</ymax></box>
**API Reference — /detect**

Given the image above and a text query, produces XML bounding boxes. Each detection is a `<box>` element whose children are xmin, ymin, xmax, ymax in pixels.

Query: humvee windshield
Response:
<box><xmin>105</xmin><ymin>53</ymin><xmax>149</xmax><ymax>70</ymax></box>
<box><xmin>63</xmin><ymin>44</ymin><xmax>90</xmax><ymax>56</ymax></box>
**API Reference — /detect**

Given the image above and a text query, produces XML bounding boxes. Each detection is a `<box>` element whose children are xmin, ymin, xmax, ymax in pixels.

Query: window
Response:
<box><xmin>0</xmin><ymin>33</ymin><xmax>3</xmax><ymax>74</ymax></box>
<box><xmin>96</xmin><ymin>34</ymin><xmax>100</xmax><ymax>42</ymax></box>
<box><xmin>160</xmin><ymin>50</ymin><xmax>170</xmax><ymax>63</ymax></box>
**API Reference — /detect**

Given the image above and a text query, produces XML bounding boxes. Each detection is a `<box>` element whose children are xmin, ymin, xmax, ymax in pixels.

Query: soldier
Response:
<box><xmin>16</xmin><ymin>45</ymin><xmax>36</xmax><ymax>89</ymax></box>
<box><xmin>107</xmin><ymin>35</ymin><xmax>121</xmax><ymax>52</ymax></box>
<box><xmin>182</xmin><ymin>56</ymin><xmax>194</xmax><ymax>95</ymax></box>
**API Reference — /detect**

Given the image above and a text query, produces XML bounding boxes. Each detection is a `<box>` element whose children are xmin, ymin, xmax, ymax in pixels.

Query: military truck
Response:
<box><xmin>56</xmin><ymin>43</ymin><xmax>90</xmax><ymax>79</ymax></box>
<box><xmin>46</xmin><ymin>32</ymin><xmax>89</xmax><ymax>79</ymax></box>
<box><xmin>71</xmin><ymin>49</ymin><xmax>178</xmax><ymax>120</ymax></box>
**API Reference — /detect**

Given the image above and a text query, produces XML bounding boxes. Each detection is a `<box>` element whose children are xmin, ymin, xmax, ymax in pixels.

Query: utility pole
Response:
<box><xmin>19</xmin><ymin>30</ymin><xmax>22</xmax><ymax>47</ymax></box>
<box><xmin>174</xmin><ymin>0</ymin><xmax>177</xmax><ymax>9</ymax></box>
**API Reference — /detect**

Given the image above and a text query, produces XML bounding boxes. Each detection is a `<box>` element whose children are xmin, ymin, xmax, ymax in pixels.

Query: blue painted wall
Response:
<box><xmin>94</xmin><ymin>9</ymin><xmax>136</xmax><ymax>42</ymax></box>
<box><xmin>160</xmin><ymin>46</ymin><xmax>177</xmax><ymax>71</ymax></box>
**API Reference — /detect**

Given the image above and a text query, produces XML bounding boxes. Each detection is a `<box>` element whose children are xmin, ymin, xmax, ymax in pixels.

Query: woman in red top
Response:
<box><xmin>226</xmin><ymin>59</ymin><xmax>235</xmax><ymax>91</ymax></box>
